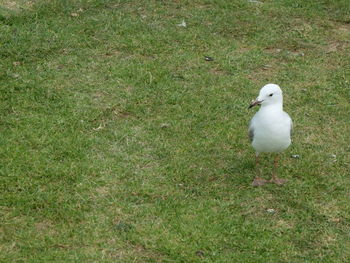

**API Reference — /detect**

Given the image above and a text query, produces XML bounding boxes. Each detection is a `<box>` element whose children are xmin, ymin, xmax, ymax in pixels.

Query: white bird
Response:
<box><xmin>248</xmin><ymin>84</ymin><xmax>292</xmax><ymax>186</ymax></box>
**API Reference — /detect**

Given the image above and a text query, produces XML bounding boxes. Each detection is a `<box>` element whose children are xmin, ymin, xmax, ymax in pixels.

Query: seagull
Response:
<box><xmin>248</xmin><ymin>84</ymin><xmax>292</xmax><ymax>186</ymax></box>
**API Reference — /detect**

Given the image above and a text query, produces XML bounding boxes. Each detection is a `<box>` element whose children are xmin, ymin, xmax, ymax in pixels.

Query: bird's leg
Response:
<box><xmin>252</xmin><ymin>153</ymin><xmax>268</xmax><ymax>186</ymax></box>
<box><xmin>270</xmin><ymin>155</ymin><xmax>288</xmax><ymax>185</ymax></box>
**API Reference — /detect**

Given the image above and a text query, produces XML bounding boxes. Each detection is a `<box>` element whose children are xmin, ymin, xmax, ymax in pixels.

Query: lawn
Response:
<box><xmin>0</xmin><ymin>0</ymin><xmax>349</xmax><ymax>262</ymax></box>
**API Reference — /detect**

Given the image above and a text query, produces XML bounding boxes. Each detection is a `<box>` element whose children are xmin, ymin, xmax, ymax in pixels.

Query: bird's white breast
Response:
<box><xmin>251</xmin><ymin>107</ymin><xmax>292</xmax><ymax>153</ymax></box>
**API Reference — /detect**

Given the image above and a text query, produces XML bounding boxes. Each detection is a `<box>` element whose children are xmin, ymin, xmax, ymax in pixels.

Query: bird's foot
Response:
<box><xmin>269</xmin><ymin>178</ymin><xmax>288</xmax><ymax>185</ymax></box>
<box><xmin>252</xmin><ymin>177</ymin><xmax>268</xmax><ymax>186</ymax></box>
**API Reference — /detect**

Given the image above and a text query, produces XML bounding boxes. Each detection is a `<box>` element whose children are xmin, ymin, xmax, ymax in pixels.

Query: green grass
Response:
<box><xmin>1</xmin><ymin>0</ymin><xmax>349</xmax><ymax>262</ymax></box>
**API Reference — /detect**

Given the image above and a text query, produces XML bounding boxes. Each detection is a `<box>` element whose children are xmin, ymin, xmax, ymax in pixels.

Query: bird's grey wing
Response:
<box><xmin>248</xmin><ymin>120</ymin><xmax>254</xmax><ymax>142</ymax></box>
<box><xmin>283</xmin><ymin>111</ymin><xmax>293</xmax><ymax>137</ymax></box>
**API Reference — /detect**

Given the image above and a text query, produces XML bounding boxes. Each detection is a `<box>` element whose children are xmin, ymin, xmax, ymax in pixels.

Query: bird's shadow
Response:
<box><xmin>222</xmin><ymin>153</ymin><xmax>286</xmax><ymax>186</ymax></box>
<box><xmin>222</xmin><ymin>154</ymin><xmax>255</xmax><ymax>185</ymax></box>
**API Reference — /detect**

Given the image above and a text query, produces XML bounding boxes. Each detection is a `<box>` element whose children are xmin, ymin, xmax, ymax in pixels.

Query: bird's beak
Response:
<box><xmin>248</xmin><ymin>99</ymin><xmax>263</xmax><ymax>109</ymax></box>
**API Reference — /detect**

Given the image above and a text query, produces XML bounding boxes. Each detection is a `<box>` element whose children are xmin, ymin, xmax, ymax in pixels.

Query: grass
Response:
<box><xmin>0</xmin><ymin>0</ymin><xmax>349</xmax><ymax>262</ymax></box>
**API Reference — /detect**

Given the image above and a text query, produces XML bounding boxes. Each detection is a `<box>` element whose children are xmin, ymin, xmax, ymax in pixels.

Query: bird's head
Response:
<box><xmin>249</xmin><ymin>84</ymin><xmax>283</xmax><ymax>109</ymax></box>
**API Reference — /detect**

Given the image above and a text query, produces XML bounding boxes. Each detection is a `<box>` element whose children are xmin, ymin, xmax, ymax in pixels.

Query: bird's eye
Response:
<box><xmin>269</xmin><ymin>93</ymin><xmax>273</xmax><ymax>97</ymax></box>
